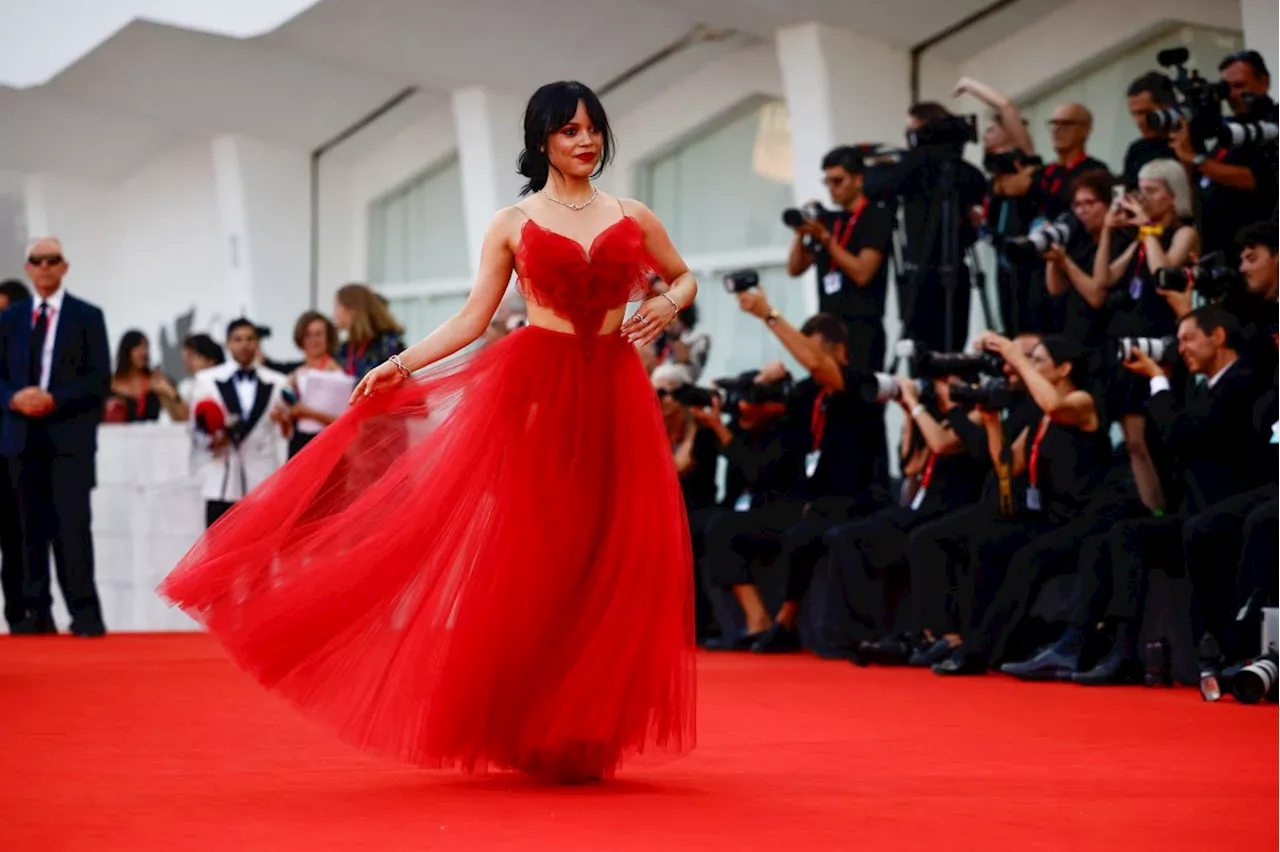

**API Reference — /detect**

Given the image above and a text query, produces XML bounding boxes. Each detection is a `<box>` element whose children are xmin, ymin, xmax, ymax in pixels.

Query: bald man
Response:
<box><xmin>1032</xmin><ymin>102</ymin><xmax>1110</xmax><ymax>221</ymax></box>
<box><xmin>0</xmin><ymin>238</ymin><xmax>110</xmax><ymax>636</ymax></box>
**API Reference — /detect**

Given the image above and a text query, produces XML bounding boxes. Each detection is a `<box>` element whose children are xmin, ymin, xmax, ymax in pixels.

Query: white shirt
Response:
<box><xmin>31</xmin><ymin>287</ymin><xmax>65</xmax><ymax>391</ymax></box>
<box><xmin>1149</xmin><ymin>359</ymin><xmax>1236</xmax><ymax>397</ymax></box>
<box><xmin>232</xmin><ymin>369</ymin><xmax>258</xmax><ymax>417</ymax></box>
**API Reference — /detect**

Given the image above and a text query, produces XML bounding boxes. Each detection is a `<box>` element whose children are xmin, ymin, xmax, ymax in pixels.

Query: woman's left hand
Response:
<box><xmin>622</xmin><ymin>295</ymin><xmax>679</xmax><ymax>347</ymax></box>
<box><xmin>1159</xmin><ymin>285</ymin><xmax>1193</xmax><ymax>319</ymax></box>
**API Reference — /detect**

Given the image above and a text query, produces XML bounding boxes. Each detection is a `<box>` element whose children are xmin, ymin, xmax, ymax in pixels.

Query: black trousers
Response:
<box><xmin>1181</xmin><ymin>485</ymin><xmax>1277</xmax><ymax>643</ymax></box>
<box><xmin>843</xmin><ymin>318</ymin><xmax>887</xmax><ymax>373</ymax></box>
<box><xmin>0</xmin><ymin>458</ymin><xmax>25</xmax><ymax>627</ymax></box>
<box><xmin>206</xmin><ymin>500</ymin><xmax>236</xmax><ymax>529</ymax></box>
<box><xmin>820</xmin><ymin>504</ymin><xmax>947</xmax><ymax>653</ymax></box>
<box><xmin>687</xmin><ymin>506</ymin><xmax>726</xmax><ymax>641</ymax></box>
<box><xmin>9</xmin><ymin>444</ymin><xmax>101</xmax><ymax>628</ymax></box>
<box><xmin>905</xmin><ymin>503</ymin><xmax>997</xmax><ymax>637</ymax></box>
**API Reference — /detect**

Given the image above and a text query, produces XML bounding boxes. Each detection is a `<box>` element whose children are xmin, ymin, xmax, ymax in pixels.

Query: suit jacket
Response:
<box><xmin>1148</xmin><ymin>360</ymin><xmax>1263</xmax><ymax>513</ymax></box>
<box><xmin>0</xmin><ymin>294</ymin><xmax>110</xmax><ymax>458</ymax></box>
<box><xmin>190</xmin><ymin>362</ymin><xmax>287</xmax><ymax>502</ymax></box>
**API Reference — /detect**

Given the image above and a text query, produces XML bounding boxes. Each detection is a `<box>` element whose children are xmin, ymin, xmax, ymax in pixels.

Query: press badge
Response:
<box><xmin>1128</xmin><ymin>277</ymin><xmax>1144</xmax><ymax>301</ymax></box>
<box><xmin>734</xmin><ymin>492</ymin><xmax>753</xmax><ymax>512</ymax></box>
<box><xmin>910</xmin><ymin>487</ymin><xmax>927</xmax><ymax>511</ymax></box>
<box><xmin>822</xmin><ymin>271</ymin><xmax>843</xmax><ymax>295</ymax></box>
<box><xmin>805</xmin><ymin>450</ymin><xmax>822</xmax><ymax>478</ymax></box>
<box><xmin>1025</xmin><ymin>486</ymin><xmax>1043</xmax><ymax>512</ymax></box>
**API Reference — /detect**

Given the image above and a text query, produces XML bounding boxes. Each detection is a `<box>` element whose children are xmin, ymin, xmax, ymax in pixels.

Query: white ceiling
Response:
<box><xmin>0</xmin><ymin>0</ymin><xmax>1071</xmax><ymax>183</ymax></box>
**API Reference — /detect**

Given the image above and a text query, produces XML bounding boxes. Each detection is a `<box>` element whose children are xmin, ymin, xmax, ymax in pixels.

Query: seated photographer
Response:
<box><xmin>1007</xmin><ymin>305</ymin><xmax>1263</xmax><ymax>683</ymax></box>
<box><xmin>1092</xmin><ymin>158</ymin><xmax>1199</xmax><ymax>512</ymax></box>
<box><xmin>1173</xmin><ymin>50</ymin><xmax>1278</xmax><ymax>259</ymax></box>
<box><xmin>786</xmin><ymin>145</ymin><xmax>895</xmax><ymax>371</ymax></box>
<box><xmin>930</xmin><ymin>334</ymin><xmax>1108</xmax><ymax>675</ymax></box>
<box><xmin>901</xmin><ymin>333</ymin><xmax>1045</xmax><ymax>667</ymax></box>
<box><xmin>1225</xmin><ymin>220</ymin><xmax>1280</xmax><ymax>371</ymax></box>
<box><xmin>1041</xmin><ymin>169</ymin><xmax>1120</xmax><ymax>344</ymax></box>
<box><xmin>704</xmin><ymin>300</ymin><xmax>888</xmax><ymax>653</ymax></box>
<box><xmin>819</xmin><ymin>376</ymin><xmax>986</xmax><ymax>660</ymax></box>
<box><xmin>1121</xmin><ymin>72</ymin><xmax>1176</xmax><ymax>189</ymax></box>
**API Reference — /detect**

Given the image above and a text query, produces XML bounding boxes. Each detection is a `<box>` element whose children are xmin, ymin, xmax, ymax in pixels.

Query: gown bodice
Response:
<box><xmin>515</xmin><ymin>216</ymin><xmax>655</xmax><ymax>335</ymax></box>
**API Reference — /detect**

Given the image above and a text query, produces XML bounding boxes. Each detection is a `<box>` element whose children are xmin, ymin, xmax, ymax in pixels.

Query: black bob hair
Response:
<box><xmin>517</xmin><ymin>81</ymin><xmax>615</xmax><ymax>196</ymax></box>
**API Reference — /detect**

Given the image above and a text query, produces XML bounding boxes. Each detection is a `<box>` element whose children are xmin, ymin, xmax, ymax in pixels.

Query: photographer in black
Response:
<box><xmin>1122</xmin><ymin>72</ymin><xmax>1177</xmax><ymax>189</ymax></box>
<box><xmin>786</xmin><ymin>146</ymin><xmax>896</xmax><ymax>371</ymax></box>
<box><xmin>818</xmin><ymin>374</ymin><xmax>986</xmax><ymax>660</ymax></box>
<box><xmin>1170</xmin><ymin>50</ymin><xmax>1278</xmax><ymax>259</ymax></box>
<box><xmin>930</xmin><ymin>333</ymin><xmax>1110</xmax><ymax>676</ymax></box>
<box><xmin>999</xmin><ymin>102</ymin><xmax>1109</xmax><ymax>224</ymax></box>
<box><xmin>1040</xmin><ymin>169</ymin><xmax>1120</xmax><ymax>344</ymax></box>
<box><xmin>1177</xmin><ymin>224</ymin><xmax>1278</xmax><ymax>667</ymax></box>
<box><xmin>703</xmin><ymin>295</ymin><xmax>888</xmax><ymax>654</ymax></box>
<box><xmin>895</xmin><ymin>102</ymin><xmax>988</xmax><ymax>353</ymax></box>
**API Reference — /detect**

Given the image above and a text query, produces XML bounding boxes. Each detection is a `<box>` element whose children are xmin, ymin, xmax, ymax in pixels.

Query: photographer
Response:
<box><xmin>819</xmin><ymin>376</ymin><xmax>987</xmax><ymax>660</ymax></box>
<box><xmin>787</xmin><ymin>146</ymin><xmax>895</xmax><ymax>370</ymax></box>
<box><xmin>897</xmin><ymin>102</ymin><xmax>989</xmax><ymax>352</ymax></box>
<box><xmin>1000</xmin><ymin>103</ymin><xmax>1109</xmax><ymax>223</ymax></box>
<box><xmin>1122</xmin><ymin>72</ymin><xmax>1177</xmax><ymax>189</ymax></box>
<box><xmin>1093</xmin><ymin>158</ymin><xmax>1200</xmax><ymax>512</ymax></box>
<box><xmin>704</xmin><ymin>298</ymin><xmax>889</xmax><ymax>653</ymax></box>
<box><xmin>1174</xmin><ymin>50</ymin><xmax>1278</xmax><ymax>259</ymax></box>
<box><xmin>1041</xmin><ymin>170</ymin><xmax>1120</xmax><ymax>344</ymax></box>
<box><xmin>1227</xmin><ymin>220</ymin><xmax>1280</xmax><ymax>369</ymax></box>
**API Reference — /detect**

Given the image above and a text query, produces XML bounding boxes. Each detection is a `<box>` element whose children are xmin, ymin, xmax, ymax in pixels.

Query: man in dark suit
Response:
<box><xmin>0</xmin><ymin>279</ymin><xmax>32</xmax><ymax>630</ymax></box>
<box><xmin>0</xmin><ymin>238</ymin><xmax>110</xmax><ymax>636</ymax></box>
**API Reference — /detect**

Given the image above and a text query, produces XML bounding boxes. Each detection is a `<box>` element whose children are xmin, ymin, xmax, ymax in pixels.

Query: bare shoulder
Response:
<box><xmin>490</xmin><ymin>205</ymin><xmax>530</xmax><ymax>250</ymax></box>
<box><xmin>617</xmin><ymin>197</ymin><xmax>657</xmax><ymax>224</ymax></box>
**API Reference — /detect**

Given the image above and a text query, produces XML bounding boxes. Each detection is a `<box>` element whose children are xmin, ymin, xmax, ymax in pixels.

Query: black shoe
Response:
<box><xmin>1000</xmin><ymin>644</ymin><xmax>1080</xmax><ymax>680</ymax></box>
<box><xmin>1072</xmin><ymin>650</ymin><xmax>1144</xmax><ymax>685</ymax></box>
<box><xmin>70</xmin><ymin>619</ymin><xmax>106</xmax><ymax>638</ymax></box>
<box><xmin>11</xmin><ymin>611</ymin><xmax>56</xmax><ymax>635</ymax></box>
<box><xmin>704</xmin><ymin>629</ymin><xmax>765</xmax><ymax>651</ymax></box>
<box><xmin>908</xmin><ymin>638</ymin><xmax>953</xmax><ymax>667</ymax></box>
<box><xmin>932</xmin><ymin>649</ymin><xmax>987</xmax><ymax>676</ymax></box>
<box><xmin>751</xmin><ymin>623</ymin><xmax>802</xmax><ymax>654</ymax></box>
<box><xmin>858</xmin><ymin>635</ymin><xmax>913</xmax><ymax>666</ymax></box>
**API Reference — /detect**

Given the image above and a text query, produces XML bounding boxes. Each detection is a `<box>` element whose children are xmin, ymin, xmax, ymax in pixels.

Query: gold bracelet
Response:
<box><xmin>388</xmin><ymin>354</ymin><xmax>412</xmax><ymax>378</ymax></box>
<box><xmin>1138</xmin><ymin>224</ymin><xmax>1165</xmax><ymax>240</ymax></box>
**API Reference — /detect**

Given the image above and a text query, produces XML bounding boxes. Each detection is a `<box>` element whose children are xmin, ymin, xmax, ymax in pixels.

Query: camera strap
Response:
<box><xmin>810</xmin><ymin>389</ymin><xmax>831</xmax><ymax>451</ymax></box>
<box><xmin>830</xmin><ymin>197</ymin><xmax>867</xmax><ymax>250</ymax></box>
<box><xmin>910</xmin><ymin>452</ymin><xmax>939</xmax><ymax>511</ymax></box>
<box><xmin>1039</xmin><ymin>153</ymin><xmax>1086</xmax><ymax>200</ymax></box>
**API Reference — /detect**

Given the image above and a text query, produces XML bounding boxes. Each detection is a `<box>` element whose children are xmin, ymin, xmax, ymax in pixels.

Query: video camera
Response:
<box><xmin>1155</xmin><ymin>251</ymin><xmax>1242</xmax><ymax>299</ymax></box>
<box><xmin>1145</xmin><ymin>47</ymin><xmax>1227</xmax><ymax>140</ymax></box>
<box><xmin>983</xmin><ymin>148</ymin><xmax>1043</xmax><ymax>176</ymax></box>
<box><xmin>895</xmin><ymin>340</ymin><xmax>1004</xmax><ymax>382</ymax></box>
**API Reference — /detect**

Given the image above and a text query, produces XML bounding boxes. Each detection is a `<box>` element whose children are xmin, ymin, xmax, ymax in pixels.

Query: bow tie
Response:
<box><xmin>234</xmin><ymin>369</ymin><xmax>257</xmax><ymax>382</ymax></box>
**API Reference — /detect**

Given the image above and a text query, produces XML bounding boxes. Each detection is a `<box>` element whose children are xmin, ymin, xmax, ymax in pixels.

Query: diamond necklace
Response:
<box><xmin>540</xmin><ymin>186</ymin><xmax>599</xmax><ymax>211</ymax></box>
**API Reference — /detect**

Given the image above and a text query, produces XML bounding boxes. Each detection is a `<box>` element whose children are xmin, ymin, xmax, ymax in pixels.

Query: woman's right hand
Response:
<box><xmin>350</xmin><ymin>360</ymin><xmax>405</xmax><ymax>403</ymax></box>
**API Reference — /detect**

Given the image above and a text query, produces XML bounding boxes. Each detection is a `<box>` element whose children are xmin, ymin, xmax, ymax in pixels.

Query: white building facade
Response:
<box><xmin>0</xmin><ymin>0</ymin><xmax>1273</xmax><ymax>629</ymax></box>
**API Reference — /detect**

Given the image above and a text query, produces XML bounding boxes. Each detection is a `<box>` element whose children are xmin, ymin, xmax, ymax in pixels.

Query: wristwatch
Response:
<box><xmin>1192</xmin><ymin>153</ymin><xmax>1207</xmax><ymax>169</ymax></box>
<box><xmin>766</xmin><ymin>309</ymin><xmax>781</xmax><ymax>327</ymax></box>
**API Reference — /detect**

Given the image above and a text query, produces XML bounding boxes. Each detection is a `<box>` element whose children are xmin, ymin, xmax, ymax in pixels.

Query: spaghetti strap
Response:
<box><xmin>616</xmin><ymin>196</ymin><xmax>626</xmax><ymax>216</ymax></box>
<box><xmin>512</xmin><ymin>204</ymin><xmax>531</xmax><ymax>220</ymax></box>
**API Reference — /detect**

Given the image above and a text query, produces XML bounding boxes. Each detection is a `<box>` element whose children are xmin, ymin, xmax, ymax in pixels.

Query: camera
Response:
<box><xmin>1006</xmin><ymin>214</ymin><xmax>1074</xmax><ymax>258</ymax></box>
<box><xmin>1145</xmin><ymin>48</ymin><xmax>1229</xmax><ymax>142</ymax></box>
<box><xmin>714</xmin><ymin>371</ymin><xmax>793</xmax><ymax>408</ymax></box>
<box><xmin>1155</xmin><ymin>252</ymin><xmax>1242</xmax><ymax>299</ymax></box>
<box><xmin>1115</xmin><ymin>336</ymin><xmax>1178</xmax><ymax>365</ymax></box>
<box><xmin>1201</xmin><ymin>651</ymin><xmax>1279</xmax><ymax>704</ymax></box>
<box><xmin>950</xmin><ymin>377</ymin><xmax>1015</xmax><ymax>411</ymax></box>
<box><xmin>1219</xmin><ymin>118</ymin><xmax>1280</xmax><ymax>148</ymax></box>
<box><xmin>983</xmin><ymin>148</ymin><xmax>1043</xmax><ymax>176</ymax></box>
<box><xmin>909</xmin><ymin>114</ymin><xmax>978</xmax><ymax>150</ymax></box>
<box><xmin>895</xmin><ymin>340</ymin><xmax>1004</xmax><ymax>381</ymax></box>
<box><xmin>859</xmin><ymin>373</ymin><xmax>930</xmax><ymax>405</ymax></box>
<box><xmin>670</xmin><ymin>384</ymin><xmax>717</xmax><ymax>409</ymax></box>
<box><xmin>723</xmin><ymin>269</ymin><xmax>759</xmax><ymax>295</ymax></box>
<box><xmin>781</xmin><ymin>201</ymin><xmax>826</xmax><ymax>229</ymax></box>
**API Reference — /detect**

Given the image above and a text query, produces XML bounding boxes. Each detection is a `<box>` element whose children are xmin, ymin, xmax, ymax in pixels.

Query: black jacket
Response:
<box><xmin>0</xmin><ymin>294</ymin><xmax>110</xmax><ymax>457</ymax></box>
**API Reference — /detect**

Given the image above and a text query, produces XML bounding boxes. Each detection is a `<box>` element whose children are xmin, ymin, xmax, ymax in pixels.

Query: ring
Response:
<box><xmin>637</xmin><ymin>314</ymin><xmax>648</xmax><ymax>324</ymax></box>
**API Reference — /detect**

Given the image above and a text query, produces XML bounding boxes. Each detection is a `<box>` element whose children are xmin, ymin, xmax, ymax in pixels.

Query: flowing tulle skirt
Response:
<box><xmin>159</xmin><ymin>326</ymin><xmax>696</xmax><ymax>782</ymax></box>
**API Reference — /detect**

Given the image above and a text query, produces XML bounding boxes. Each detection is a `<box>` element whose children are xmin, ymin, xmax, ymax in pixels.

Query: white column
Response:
<box><xmin>1240</xmin><ymin>0</ymin><xmax>1279</xmax><ymax>99</ymax></box>
<box><xmin>211</xmin><ymin>135</ymin><xmax>311</xmax><ymax>360</ymax></box>
<box><xmin>451</xmin><ymin>87</ymin><xmax>526</xmax><ymax>276</ymax></box>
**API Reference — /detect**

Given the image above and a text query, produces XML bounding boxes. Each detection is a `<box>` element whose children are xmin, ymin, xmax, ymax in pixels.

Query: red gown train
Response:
<box><xmin>159</xmin><ymin>214</ymin><xmax>696</xmax><ymax>782</ymax></box>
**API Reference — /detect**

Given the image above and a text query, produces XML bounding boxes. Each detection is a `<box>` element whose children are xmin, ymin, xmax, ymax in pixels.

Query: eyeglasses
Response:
<box><xmin>1047</xmin><ymin>119</ymin><xmax>1084</xmax><ymax>128</ymax></box>
<box><xmin>27</xmin><ymin>254</ymin><xmax>64</xmax><ymax>267</ymax></box>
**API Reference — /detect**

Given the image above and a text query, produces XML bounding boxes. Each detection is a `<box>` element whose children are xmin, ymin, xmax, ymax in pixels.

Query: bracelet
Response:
<box><xmin>1138</xmin><ymin>224</ymin><xmax>1164</xmax><ymax>240</ymax></box>
<box><xmin>910</xmin><ymin>404</ymin><xmax>926</xmax><ymax>420</ymax></box>
<box><xmin>660</xmin><ymin>292</ymin><xmax>681</xmax><ymax>312</ymax></box>
<box><xmin>388</xmin><ymin>354</ymin><xmax>412</xmax><ymax>378</ymax></box>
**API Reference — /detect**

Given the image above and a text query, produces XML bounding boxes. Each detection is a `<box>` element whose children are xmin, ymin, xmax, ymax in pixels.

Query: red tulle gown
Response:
<box><xmin>159</xmin><ymin>214</ymin><xmax>696</xmax><ymax>782</ymax></box>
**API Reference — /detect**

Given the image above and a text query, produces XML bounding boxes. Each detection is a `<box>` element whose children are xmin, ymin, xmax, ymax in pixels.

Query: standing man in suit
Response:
<box><xmin>0</xmin><ymin>279</ymin><xmax>32</xmax><ymax>631</ymax></box>
<box><xmin>0</xmin><ymin>238</ymin><xmax>110</xmax><ymax>636</ymax></box>
<box><xmin>191</xmin><ymin>319</ymin><xmax>287</xmax><ymax>527</ymax></box>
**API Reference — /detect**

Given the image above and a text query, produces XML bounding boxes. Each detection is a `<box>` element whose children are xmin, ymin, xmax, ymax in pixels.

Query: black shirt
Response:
<box><xmin>1026</xmin><ymin>417</ymin><xmax>1109</xmax><ymax>524</ymax></box>
<box><xmin>790</xmin><ymin>367</ymin><xmax>889</xmax><ymax>502</ymax></box>
<box><xmin>1104</xmin><ymin>224</ymin><xmax>1186</xmax><ymax>339</ymax></box>
<box><xmin>679</xmin><ymin>426</ymin><xmax>721</xmax><ymax>511</ymax></box>
<box><xmin>1197</xmin><ymin>103</ymin><xmax>1280</xmax><ymax>257</ymax></box>
<box><xmin>1122</xmin><ymin>137</ymin><xmax>1174</xmax><ymax>189</ymax></box>
<box><xmin>904</xmin><ymin>418</ymin><xmax>986</xmax><ymax>515</ymax></box>
<box><xmin>899</xmin><ymin>159</ymin><xmax>988</xmax><ymax>265</ymax></box>
<box><xmin>719</xmin><ymin>418</ymin><xmax>808</xmax><ymax>510</ymax></box>
<box><xmin>808</xmin><ymin>199</ymin><xmax>896</xmax><ymax>322</ymax></box>
<box><xmin>1053</xmin><ymin>231</ymin><xmax>1120</xmax><ymax>345</ymax></box>
<box><xmin>1032</xmin><ymin>155</ymin><xmax>1111</xmax><ymax>221</ymax></box>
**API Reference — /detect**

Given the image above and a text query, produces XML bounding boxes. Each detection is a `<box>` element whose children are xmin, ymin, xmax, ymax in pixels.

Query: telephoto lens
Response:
<box><xmin>861</xmin><ymin>372</ymin><xmax>902</xmax><ymax>404</ymax></box>
<box><xmin>1230</xmin><ymin>652</ymin><xmax>1279</xmax><ymax>705</ymax></box>
<box><xmin>1116</xmin><ymin>336</ymin><xmax>1178</xmax><ymax>365</ymax></box>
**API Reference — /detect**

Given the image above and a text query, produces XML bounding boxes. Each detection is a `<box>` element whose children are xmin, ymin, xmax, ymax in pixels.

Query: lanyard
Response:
<box><xmin>1028</xmin><ymin>416</ymin><xmax>1051</xmax><ymax>488</ymax></box>
<box><xmin>829</xmin><ymin>198</ymin><xmax>866</xmax><ymax>250</ymax></box>
<box><xmin>810</xmin><ymin>388</ymin><xmax>831</xmax><ymax>451</ymax></box>
<box><xmin>344</xmin><ymin>342</ymin><xmax>369</xmax><ymax>377</ymax></box>
<box><xmin>919</xmin><ymin>452</ymin><xmax>939</xmax><ymax>490</ymax></box>
<box><xmin>1041</xmin><ymin>153</ymin><xmax>1087</xmax><ymax>197</ymax></box>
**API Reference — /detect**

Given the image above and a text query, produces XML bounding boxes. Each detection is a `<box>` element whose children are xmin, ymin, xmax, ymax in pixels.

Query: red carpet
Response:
<box><xmin>1</xmin><ymin>634</ymin><xmax>1275</xmax><ymax>851</ymax></box>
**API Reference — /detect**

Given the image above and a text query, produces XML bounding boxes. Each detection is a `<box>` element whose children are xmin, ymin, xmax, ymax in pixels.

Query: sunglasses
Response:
<box><xmin>27</xmin><ymin>254</ymin><xmax>64</xmax><ymax>267</ymax></box>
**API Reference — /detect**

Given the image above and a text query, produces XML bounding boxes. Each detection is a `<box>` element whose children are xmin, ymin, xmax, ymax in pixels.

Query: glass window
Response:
<box><xmin>639</xmin><ymin>99</ymin><xmax>795</xmax><ymax>256</ymax></box>
<box><xmin>367</xmin><ymin>157</ymin><xmax>469</xmax><ymax>284</ymax></box>
<box><xmin>385</xmin><ymin>291</ymin><xmax>467</xmax><ymax>350</ymax></box>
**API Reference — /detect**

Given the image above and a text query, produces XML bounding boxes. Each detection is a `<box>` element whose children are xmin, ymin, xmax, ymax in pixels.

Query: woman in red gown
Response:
<box><xmin>159</xmin><ymin>81</ymin><xmax>697</xmax><ymax>783</ymax></box>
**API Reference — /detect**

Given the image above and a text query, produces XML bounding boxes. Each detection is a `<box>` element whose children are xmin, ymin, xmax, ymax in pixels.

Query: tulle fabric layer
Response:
<box><xmin>159</xmin><ymin>326</ymin><xmax>696</xmax><ymax>781</ymax></box>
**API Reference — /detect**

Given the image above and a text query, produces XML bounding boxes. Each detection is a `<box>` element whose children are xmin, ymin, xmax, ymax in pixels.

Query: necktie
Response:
<box><xmin>29</xmin><ymin>302</ymin><xmax>49</xmax><ymax>386</ymax></box>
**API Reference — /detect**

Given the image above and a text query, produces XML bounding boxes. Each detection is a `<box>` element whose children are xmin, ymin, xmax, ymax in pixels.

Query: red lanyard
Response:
<box><xmin>136</xmin><ymin>375</ymin><xmax>150</xmax><ymax>419</ymax></box>
<box><xmin>919</xmin><ymin>452</ymin><xmax>939</xmax><ymax>490</ymax></box>
<box><xmin>829</xmin><ymin>198</ymin><xmax>866</xmax><ymax>250</ymax></box>
<box><xmin>344</xmin><ymin>342</ymin><xmax>369</xmax><ymax>377</ymax></box>
<box><xmin>1041</xmin><ymin>153</ymin><xmax>1086</xmax><ymax>197</ymax></box>
<box><xmin>810</xmin><ymin>388</ymin><xmax>831</xmax><ymax>451</ymax></box>
<box><xmin>1028</xmin><ymin>416</ymin><xmax>1051</xmax><ymax>487</ymax></box>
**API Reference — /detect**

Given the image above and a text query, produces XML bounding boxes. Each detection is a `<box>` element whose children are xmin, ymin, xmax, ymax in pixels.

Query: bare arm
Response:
<box><xmin>1000</xmin><ymin>343</ymin><xmax>1098</xmax><ymax>431</ymax></box>
<box><xmin>1090</xmin><ymin>220</ymin><xmax>1138</xmax><ymax>305</ymax></box>
<box><xmin>788</xmin><ymin>232</ymin><xmax>814</xmax><ymax>276</ymax></box>
<box><xmin>1142</xmin><ymin>224</ymin><xmax>1198</xmax><ymax>273</ymax></box>
<box><xmin>738</xmin><ymin>289</ymin><xmax>845</xmax><ymax>391</ymax></box>
<box><xmin>954</xmin><ymin>77</ymin><xmax>1035</xmax><ymax>154</ymax></box>
<box><xmin>825</xmin><ymin>241</ymin><xmax>885</xmax><ymax>287</ymax></box>
<box><xmin>622</xmin><ymin>199</ymin><xmax>698</xmax><ymax>346</ymax></box>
